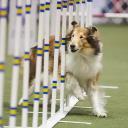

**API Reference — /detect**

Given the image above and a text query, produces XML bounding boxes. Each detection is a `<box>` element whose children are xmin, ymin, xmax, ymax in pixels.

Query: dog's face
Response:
<box><xmin>66</xmin><ymin>21</ymin><xmax>101</xmax><ymax>55</ymax></box>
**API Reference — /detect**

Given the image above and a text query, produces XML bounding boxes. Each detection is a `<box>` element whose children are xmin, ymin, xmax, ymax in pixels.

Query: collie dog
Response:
<box><xmin>65</xmin><ymin>21</ymin><xmax>107</xmax><ymax>117</ymax></box>
<box><xmin>19</xmin><ymin>21</ymin><xmax>107</xmax><ymax>117</ymax></box>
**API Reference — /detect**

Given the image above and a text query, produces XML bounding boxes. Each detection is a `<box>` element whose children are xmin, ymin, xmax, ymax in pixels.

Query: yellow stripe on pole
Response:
<box><xmin>17</xmin><ymin>8</ymin><xmax>22</xmax><ymax>15</ymax></box>
<box><xmin>33</xmin><ymin>93</ymin><xmax>40</xmax><ymax>99</ymax></box>
<box><xmin>39</xmin><ymin>4</ymin><xmax>45</xmax><ymax>11</ymax></box>
<box><xmin>57</xmin><ymin>2</ymin><xmax>62</xmax><ymax>9</ymax></box>
<box><xmin>0</xmin><ymin>118</ymin><xmax>3</xmax><ymax>125</ymax></box>
<box><xmin>42</xmin><ymin>88</ymin><xmax>49</xmax><ymax>93</ymax></box>
<box><xmin>60</xmin><ymin>77</ymin><xmax>65</xmax><ymax>81</ymax></box>
<box><xmin>55</xmin><ymin>43</ymin><xmax>60</xmax><ymax>48</ymax></box>
<box><xmin>24</xmin><ymin>54</ymin><xmax>30</xmax><ymax>60</ymax></box>
<box><xmin>10</xmin><ymin>109</ymin><xmax>17</xmax><ymax>115</ymax></box>
<box><xmin>37</xmin><ymin>49</ymin><xmax>43</xmax><ymax>55</ymax></box>
<box><xmin>0</xmin><ymin>10</ymin><xmax>7</xmax><ymax>16</ymax></box>
<box><xmin>69</xmin><ymin>0</ymin><xmax>74</xmax><ymax>5</ymax></box>
<box><xmin>61</xmin><ymin>39</ymin><xmax>65</xmax><ymax>44</ymax></box>
<box><xmin>26</xmin><ymin>6</ymin><xmax>31</xmax><ymax>12</ymax></box>
<box><xmin>13</xmin><ymin>58</ymin><xmax>21</xmax><ymax>65</ymax></box>
<box><xmin>52</xmin><ymin>82</ymin><xmax>57</xmax><ymax>87</ymax></box>
<box><xmin>75</xmin><ymin>0</ymin><xmax>80</xmax><ymax>3</ymax></box>
<box><xmin>63</xmin><ymin>1</ymin><xmax>67</xmax><ymax>7</ymax></box>
<box><xmin>44</xmin><ymin>45</ymin><xmax>50</xmax><ymax>51</ymax></box>
<box><xmin>60</xmin><ymin>75</ymin><xmax>65</xmax><ymax>83</ymax></box>
<box><xmin>0</xmin><ymin>63</ymin><xmax>5</xmax><ymax>71</ymax></box>
<box><xmin>45</xmin><ymin>3</ymin><xmax>50</xmax><ymax>10</ymax></box>
<box><xmin>22</xmin><ymin>101</ymin><xmax>29</xmax><ymax>107</ymax></box>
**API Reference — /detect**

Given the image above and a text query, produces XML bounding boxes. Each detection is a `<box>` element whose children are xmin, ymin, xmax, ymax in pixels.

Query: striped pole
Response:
<box><xmin>21</xmin><ymin>0</ymin><xmax>31</xmax><ymax>127</ymax></box>
<box><xmin>86</xmin><ymin>0</ymin><xmax>93</xmax><ymax>27</ymax></box>
<box><xmin>8</xmin><ymin>0</ymin><xmax>16</xmax><ymax>55</ymax></box>
<box><xmin>51</xmin><ymin>0</ymin><xmax>62</xmax><ymax>117</ymax></box>
<box><xmin>80</xmin><ymin>0</ymin><xmax>85</xmax><ymax>27</ymax></box>
<box><xmin>66</xmin><ymin>0</ymin><xmax>75</xmax><ymax>107</ymax></box>
<box><xmin>50</xmin><ymin>0</ymin><xmax>56</xmax><ymax>35</ymax></box>
<box><xmin>9</xmin><ymin>0</ymin><xmax>23</xmax><ymax>127</ymax></box>
<box><xmin>68</xmin><ymin>0</ymin><xmax>74</xmax><ymax>29</ymax></box>
<box><xmin>60</xmin><ymin>0</ymin><xmax>67</xmax><ymax>113</ymax></box>
<box><xmin>30</xmin><ymin>0</ymin><xmax>38</xmax><ymax>46</ymax></box>
<box><xmin>42</xmin><ymin>0</ymin><xmax>51</xmax><ymax>127</ymax></box>
<box><xmin>75</xmin><ymin>0</ymin><xmax>80</xmax><ymax>23</ymax></box>
<box><xmin>0</xmin><ymin>0</ymin><xmax>8</xmax><ymax>127</ymax></box>
<box><xmin>32</xmin><ymin>0</ymin><xmax>45</xmax><ymax>127</ymax></box>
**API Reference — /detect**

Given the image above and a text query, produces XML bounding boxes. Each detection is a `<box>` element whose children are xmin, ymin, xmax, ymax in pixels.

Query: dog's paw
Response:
<box><xmin>93</xmin><ymin>110</ymin><xmax>107</xmax><ymax>118</ymax></box>
<box><xmin>75</xmin><ymin>92</ymin><xmax>86</xmax><ymax>100</ymax></box>
<box><xmin>77</xmin><ymin>95</ymin><xmax>85</xmax><ymax>100</ymax></box>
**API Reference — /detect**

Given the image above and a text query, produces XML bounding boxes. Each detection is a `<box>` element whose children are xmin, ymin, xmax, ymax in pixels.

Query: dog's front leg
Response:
<box><xmin>87</xmin><ymin>80</ymin><xmax>107</xmax><ymax>117</ymax></box>
<box><xmin>65</xmin><ymin>73</ymin><xmax>85</xmax><ymax>100</ymax></box>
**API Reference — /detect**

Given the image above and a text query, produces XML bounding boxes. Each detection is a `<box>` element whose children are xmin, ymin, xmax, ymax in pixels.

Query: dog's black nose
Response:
<box><xmin>70</xmin><ymin>44</ymin><xmax>75</xmax><ymax>49</ymax></box>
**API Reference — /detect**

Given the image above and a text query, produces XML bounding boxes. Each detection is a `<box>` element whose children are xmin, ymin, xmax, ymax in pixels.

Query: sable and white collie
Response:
<box><xmin>19</xmin><ymin>21</ymin><xmax>107</xmax><ymax>117</ymax></box>
<box><xmin>65</xmin><ymin>21</ymin><xmax>107</xmax><ymax>117</ymax></box>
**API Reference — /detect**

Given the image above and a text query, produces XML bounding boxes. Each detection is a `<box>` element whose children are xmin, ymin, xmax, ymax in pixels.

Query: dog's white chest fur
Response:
<box><xmin>66</xmin><ymin>53</ymin><xmax>102</xmax><ymax>85</ymax></box>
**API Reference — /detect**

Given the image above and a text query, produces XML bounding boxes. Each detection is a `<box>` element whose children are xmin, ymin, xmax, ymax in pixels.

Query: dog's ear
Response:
<box><xmin>86</xmin><ymin>35</ymin><xmax>100</xmax><ymax>55</ymax></box>
<box><xmin>91</xmin><ymin>26</ymin><xmax>97</xmax><ymax>33</ymax></box>
<box><xmin>71</xmin><ymin>21</ymin><xmax>78</xmax><ymax>28</ymax></box>
<box><xmin>87</xmin><ymin>26</ymin><xmax>98</xmax><ymax>35</ymax></box>
<box><xmin>71</xmin><ymin>21</ymin><xmax>80</xmax><ymax>29</ymax></box>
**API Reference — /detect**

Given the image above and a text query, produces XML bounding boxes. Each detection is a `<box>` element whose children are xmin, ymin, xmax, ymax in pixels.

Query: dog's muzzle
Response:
<box><xmin>70</xmin><ymin>44</ymin><xmax>78</xmax><ymax>52</ymax></box>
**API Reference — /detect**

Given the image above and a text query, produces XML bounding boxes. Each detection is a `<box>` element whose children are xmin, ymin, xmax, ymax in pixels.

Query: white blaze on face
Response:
<box><xmin>70</xmin><ymin>31</ymin><xmax>80</xmax><ymax>47</ymax></box>
<box><xmin>69</xmin><ymin>29</ymin><xmax>87</xmax><ymax>52</ymax></box>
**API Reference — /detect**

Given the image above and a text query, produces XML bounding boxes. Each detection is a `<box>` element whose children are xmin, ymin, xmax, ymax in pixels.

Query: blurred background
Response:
<box><xmin>92</xmin><ymin>0</ymin><xmax>128</xmax><ymax>24</ymax></box>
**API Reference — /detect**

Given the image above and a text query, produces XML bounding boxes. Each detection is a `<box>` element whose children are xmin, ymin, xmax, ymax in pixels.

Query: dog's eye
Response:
<box><xmin>80</xmin><ymin>36</ymin><xmax>84</xmax><ymax>39</ymax></box>
<box><xmin>72</xmin><ymin>34</ymin><xmax>74</xmax><ymax>37</ymax></box>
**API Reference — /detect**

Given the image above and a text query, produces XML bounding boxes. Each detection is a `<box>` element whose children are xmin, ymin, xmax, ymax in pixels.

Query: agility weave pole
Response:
<box><xmin>0</xmin><ymin>0</ymin><xmax>8</xmax><ymax>127</ymax></box>
<box><xmin>0</xmin><ymin>0</ymin><xmax>94</xmax><ymax>127</ymax></box>
<box><xmin>42</xmin><ymin>0</ymin><xmax>51</xmax><ymax>127</ymax></box>
<box><xmin>21</xmin><ymin>0</ymin><xmax>31</xmax><ymax>127</ymax></box>
<box><xmin>51</xmin><ymin>0</ymin><xmax>62</xmax><ymax>117</ymax></box>
<box><xmin>60</xmin><ymin>0</ymin><xmax>68</xmax><ymax>113</ymax></box>
<box><xmin>9</xmin><ymin>0</ymin><xmax>23</xmax><ymax>127</ymax></box>
<box><xmin>32</xmin><ymin>0</ymin><xmax>45</xmax><ymax>127</ymax></box>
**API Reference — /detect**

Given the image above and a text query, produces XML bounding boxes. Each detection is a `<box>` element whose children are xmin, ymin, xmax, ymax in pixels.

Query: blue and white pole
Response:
<box><xmin>32</xmin><ymin>0</ymin><xmax>45</xmax><ymax>127</ymax></box>
<box><xmin>51</xmin><ymin>0</ymin><xmax>62</xmax><ymax>117</ymax></box>
<box><xmin>80</xmin><ymin>0</ymin><xmax>86</xmax><ymax>27</ymax></box>
<box><xmin>0</xmin><ymin>0</ymin><xmax>8</xmax><ymax>127</ymax></box>
<box><xmin>60</xmin><ymin>0</ymin><xmax>68</xmax><ymax>113</ymax></box>
<box><xmin>75</xmin><ymin>0</ymin><xmax>80</xmax><ymax>23</ymax></box>
<box><xmin>9</xmin><ymin>0</ymin><xmax>23</xmax><ymax>127</ymax></box>
<box><xmin>42</xmin><ymin>0</ymin><xmax>51</xmax><ymax>127</ymax></box>
<box><xmin>68</xmin><ymin>0</ymin><xmax>74</xmax><ymax>29</ymax></box>
<box><xmin>86</xmin><ymin>0</ymin><xmax>93</xmax><ymax>27</ymax></box>
<box><xmin>21</xmin><ymin>0</ymin><xmax>32</xmax><ymax>127</ymax></box>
